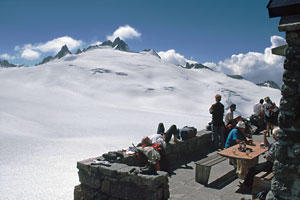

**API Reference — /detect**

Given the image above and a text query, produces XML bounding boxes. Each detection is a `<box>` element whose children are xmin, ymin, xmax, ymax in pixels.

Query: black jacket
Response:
<box><xmin>211</xmin><ymin>102</ymin><xmax>224</xmax><ymax>126</ymax></box>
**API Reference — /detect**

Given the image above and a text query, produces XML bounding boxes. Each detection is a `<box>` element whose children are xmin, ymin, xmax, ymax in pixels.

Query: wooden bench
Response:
<box><xmin>252</xmin><ymin>171</ymin><xmax>274</xmax><ymax>198</ymax></box>
<box><xmin>195</xmin><ymin>153</ymin><xmax>228</xmax><ymax>185</ymax></box>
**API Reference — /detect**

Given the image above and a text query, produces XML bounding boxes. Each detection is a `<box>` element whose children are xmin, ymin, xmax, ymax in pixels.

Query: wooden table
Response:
<box><xmin>218</xmin><ymin>141</ymin><xmax>268</xmax><ymax>179</ymax></box>
<box><xmin>218</xmin><ymin>141</ymin><xmax>268</xmax><ymax>160</ymax></box>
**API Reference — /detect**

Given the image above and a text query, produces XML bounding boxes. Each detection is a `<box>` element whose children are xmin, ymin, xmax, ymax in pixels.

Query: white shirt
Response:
<box><xmin>149</xmin><ymin>134</ymin><xmax>167</xmax><ymax>148</ymax></box>
<box><xmin>253</xmin><ymin>103</ymin><xmax>263</xmax><ymax>116</ymax></box>
<box><xmin>224</xmin><ymin>110</ymin><xmax>234</xmax><ymax>125</ymax></box>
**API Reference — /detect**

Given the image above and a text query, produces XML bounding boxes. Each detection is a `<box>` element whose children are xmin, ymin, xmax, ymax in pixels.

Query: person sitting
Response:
<box><xmin>239</xmin><ymin>127</ymin><xmax>279</xmax><ymax>191</ymax></box>
<box><xmin>224</xmin><ymin>104</ymin><xmax>243</xmax><ymax>143</ymax></box>
<box><xmin>225</xmin><ymin>121</ymin><xmax>250</xmax><ymax>149</ymax></box>
<box><xmin>225</xmin><ymin>104</ymin><xmax>237</xmax><ymax>126</ymax></box>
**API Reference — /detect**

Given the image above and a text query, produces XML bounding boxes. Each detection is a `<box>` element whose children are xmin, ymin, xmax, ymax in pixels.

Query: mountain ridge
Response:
<box><xmin>0</xmin><ymin>59</ymin><xmax>17</xmax><ymax>67</ymax></box>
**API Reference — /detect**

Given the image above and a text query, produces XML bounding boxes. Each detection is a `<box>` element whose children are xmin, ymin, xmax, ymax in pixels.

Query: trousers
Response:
<box><xmin>157</xmin><ymin>123</ymin><xmax>178</xmax><ymax>143</ymax></box>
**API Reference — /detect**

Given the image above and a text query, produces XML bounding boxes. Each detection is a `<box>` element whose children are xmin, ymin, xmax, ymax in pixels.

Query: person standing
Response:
<box><xmin>209</xmin><ymin>94</ymin><xmax>225</xmax><ymax>149</ymax></box>
<box><xmin>251</xmin><ymin>99</ymin><xmax>265</xmax><ymax>134</ymax></box>
<box><xmin>263</xmin><ymin>97</ymin><xmax>279</xmax><ymax>136</ymax></box>
<box><xmin>253</xmin><ymin>99</ymin><xmax>264</xmax><ymax>117</ymax></box>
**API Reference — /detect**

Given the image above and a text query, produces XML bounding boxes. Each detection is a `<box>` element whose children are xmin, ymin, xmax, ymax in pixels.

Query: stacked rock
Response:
<box><xmin>269</xmin><ymin>15</ymin><xmax>300</xmax><ymax>199</ymax></box>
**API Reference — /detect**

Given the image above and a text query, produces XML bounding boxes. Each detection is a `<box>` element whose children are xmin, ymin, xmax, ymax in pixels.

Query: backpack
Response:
<box><xmin>180</xmin><ymin>126</ymin><xmax>197</xmax><ymax>140</ymax></box>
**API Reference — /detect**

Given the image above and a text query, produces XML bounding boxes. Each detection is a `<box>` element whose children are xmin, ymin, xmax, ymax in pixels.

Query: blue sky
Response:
<box><xmin>0</xmin><ymin>0</ymin><xmax>285</xmax><ymax>85</ymax></box>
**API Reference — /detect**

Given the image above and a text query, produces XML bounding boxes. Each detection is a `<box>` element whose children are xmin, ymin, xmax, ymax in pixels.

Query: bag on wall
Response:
<box><xmin>180</xmin><ymin>126</ymin><xmax>197</xmax><ymax>140</ymax></box>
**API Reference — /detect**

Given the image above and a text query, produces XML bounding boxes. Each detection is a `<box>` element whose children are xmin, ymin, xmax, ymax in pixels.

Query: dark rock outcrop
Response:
<box><xmin>0</xmin><ymin>59</ymin><xmax>17</xmax><ymax>67</ymax></box>
<box><xmin>75</xmin><ymin>48</ymin><xmax>82</xmax><ymax>54</ymax></box>
<box><xmin>37</xmin><ymin>56</ymin><xmax>54</xmax><ymax>65</ymax></box>
<box><xmin>256</xmin><ymin>80</ymin><xmax>280</xmax><ymax>89</ymax></box>
<box><xmin>142</xmin><ymin>49</ymin><xmax>161</xmax><ymax>59</ymax></box>
<box><xmin>227</xmin><ymin>74</ymin><xmax>245</xmax><ymax>80</ymax></box>
<box><xmin>111</xmin><ymin>37</ymin><xmax>129</xmax><ymax>51</ymax></box>
<box><xmin>185</xmin><ymin>63</ymin><xmax>212</xmax><ymax>70</ymax></box>
<box><xmin>99</xmin><ymin>37</ymin><xmax>129</xmax><ymax>51</ymax></box>
<box><xmin>54</xmin><ymin>45</ymin><xmax>72</xmax><ymax>59</ymax></box>
<box><xmin>100</xmin><ymin>40</ymin><xmax>113</xmax><ymax>47</ymax></box>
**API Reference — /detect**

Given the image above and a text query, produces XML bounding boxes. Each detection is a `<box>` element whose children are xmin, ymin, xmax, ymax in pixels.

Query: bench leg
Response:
<box><xmin>195</xmin><ymin>165</ymin><xmax>211</xmax><ymax>186</ymax></box>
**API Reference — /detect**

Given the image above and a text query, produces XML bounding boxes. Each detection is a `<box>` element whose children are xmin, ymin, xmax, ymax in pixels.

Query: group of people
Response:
<box><xmin>134</xmin><ymin>94</ymin><xmax>279</xmax><ymax>185</ymax></box>
<box><xmin>209</xmin><ymin>94</ymin><xmax>279</xmax><ymax>194</ymax></box>
<box><xmin>251</xmin><ymin>97</ymin><xmax>279</xmax><ymax>136</ymax></box>
<box><xmin>209</xmin><ymin>94</ymin><xmax>279</xmax><ymax>150</ymax></box>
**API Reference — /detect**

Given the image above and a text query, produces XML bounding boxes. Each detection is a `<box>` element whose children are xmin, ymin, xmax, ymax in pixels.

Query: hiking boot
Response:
<box><xmin>140</xmin><ymin>164</ymin><xmax>157</xmax><ymax>175</ymax></box>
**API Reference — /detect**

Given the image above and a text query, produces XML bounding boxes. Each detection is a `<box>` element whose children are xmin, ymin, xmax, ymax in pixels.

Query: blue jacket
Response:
<box><xmin>225</xmin><ymin>128</ymin><xmax>246</xmax><ymax>149</ymax></box>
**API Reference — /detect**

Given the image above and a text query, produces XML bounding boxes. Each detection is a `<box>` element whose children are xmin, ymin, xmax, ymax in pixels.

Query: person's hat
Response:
<box><xmin>264</xmin><ymin>96</ymin><xmax>271</xmax><ymax>102</ymax></box>
<box><xmin>215</xmin><ymin>94</ymin><xmax>221</xmax><ymax>101</ymax></box>
<box><xmin>236</xmin><ymin>121</ymin><xmax>246</xmax><ymax>129</ymax></box>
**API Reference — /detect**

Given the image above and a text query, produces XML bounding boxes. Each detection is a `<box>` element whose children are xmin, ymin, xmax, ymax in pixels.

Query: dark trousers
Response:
<box><xmin>212</xmin><ymin>125</ymin><xmax>225</xmax><ymax>149</ymax></box>
<box><xmin>157</xmin><ymin>123</ymin><xmax>178</xmax><ymax>143</ymax></box>
<box><xmin>243</xmin><ymin>160</ymin><xmax>273</xmax><ymax>187</ymax></box>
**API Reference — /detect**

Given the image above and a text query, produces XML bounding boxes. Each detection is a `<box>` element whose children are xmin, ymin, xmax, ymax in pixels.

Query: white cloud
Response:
<box><xmin>21</xmin><ymin>49</ymin><xmax>40</xmax><ymax>60</ymax></box>
<box><xmin>0</xmin><ymin>53</ymin><xmax>16</xmax><ymax>60</ymax></box>
<box><xmin>16</xmin><ymin>36</ymin><xmax>83</xmax><ymax>57</ymax></box>
<box><xmin>204</xmin><ymin>35</ymin><xmax>286</xmax><ymax>86</ymax></box>
<box><xmin>34</xmin><ymin>36</ymin><xmax>83</xmax><ymax>53</ymax></box>
<box><xmin>107</xmin><ymin>25</ymin><xmax>141</xmax><ymax>41</ymax></box>
<box><xmin>158</xmin><ymin>49</ymin><xmax>196</xmax><ymax>66</ymax></box>
<box><xmin>90</xmin><ymin>41</ymin><xmax>102</xmax><ymax>46</ymax></box>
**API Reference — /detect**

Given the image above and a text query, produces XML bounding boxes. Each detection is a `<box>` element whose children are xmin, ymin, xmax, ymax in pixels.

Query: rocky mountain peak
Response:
<box><xmin>54</xmin><ymin>45</ymin><xmax>72</xmax><ymax>59</ymax></box>
<box><xmin>75</xmin><ymin>48</ymin><xmax>82</xmax><ymax>55</ymax></box>
<box><xmin>257</xmin><ymin>80</ymin><xmax>280</xmax><ymax>90</ymax></box>
<box><xmin>142</xmin><ymin>49</ymin><xmax>161</xmax><ymax>59</ymax></box>
<box><xmin>112</xmin><ymin>37</ymin><xmax>129</xmax><ymax>51</ymax></box>
<box><xmin>0</xmin><ymin>59</ymin><xmax>17</xmax><ymax>67</ymax></box>
<box><xmin>98</xmin><ymin>37</ymin><xmax>129</xmax><ymax>51</ymax></box>
<box><xmin>37</xmin><ymin>56</ymin><xmax>54</xmax><ymax>66</ymax></box>
<box><xmin>185</xmin><ymin>62</ymin><xmax>212</xmax><ymax>71</ymax></box>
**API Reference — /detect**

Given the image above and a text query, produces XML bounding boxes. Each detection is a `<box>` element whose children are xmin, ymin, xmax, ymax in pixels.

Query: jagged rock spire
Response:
<box><xmin>75</xmin><ymin>48</ymin><xmax>82</xmax><ymax>54</ymax></box>
<box><xmin>54</xmin><ymin>45</ymin><xmax>72</xmax><ymax>59</ymax></box>
<box><xmin>100</xmin><ymin>37</ymin><xmax>129</xmax><ymax>51</ymax></box>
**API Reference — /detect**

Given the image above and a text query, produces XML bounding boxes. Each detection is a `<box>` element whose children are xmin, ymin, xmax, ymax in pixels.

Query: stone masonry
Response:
<box><xmin>74</xmin><ymin>130</ymin><xmax>212</xmax><ymax>200</ymax></box>
<box><xmin>268</xmin><ymin>15</ymin><xmax>300</xmax><ymax>200</ymax></box>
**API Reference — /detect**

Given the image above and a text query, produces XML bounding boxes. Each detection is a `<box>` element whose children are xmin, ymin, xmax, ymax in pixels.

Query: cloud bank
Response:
<box><xmin>204</xmin><ymin>35</ymin><xmax>286</xmax><ymax>86</ymax></box>
<box><xmin>0</xmin><ymin>54</ymin><xmax>16</xmax><ymax>60</ymax></box>
<box><xmin>21</xmin><ymin>49</ymin><xmax>40</xmax><ymax>60</ymax></box>
<box><xmin>16</xmin><ymin>36</ymin><xmax>83</xmax><ymax>60</ymax></box>
<box><xmin>158</xmin><ymin>49</ymin><xmax>196</xmax><ymax>66</ymax></box>
<box><xmin>107</xmin><ymin>25</ymin><xmax>141</xmax><ymax>41</ymax></box>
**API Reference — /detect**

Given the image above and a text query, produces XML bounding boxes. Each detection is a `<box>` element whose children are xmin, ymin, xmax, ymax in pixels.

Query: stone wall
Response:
<box><xmin>268</xmin><ymin>15</ymin><xmax>300</xmax><ymax>200</ymax></box>
<box><xmin>74</xmin><ymin>130</ymin><xmax>213</xmax><ymax>200</ymax></box>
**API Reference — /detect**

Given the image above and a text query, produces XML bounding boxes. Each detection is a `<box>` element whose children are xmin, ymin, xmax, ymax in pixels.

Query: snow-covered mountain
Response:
<box><xmin>257</xmin><ymin>80</ymin><xmax>280</xmax><ymax>90</ymax></box>
<box><xmin>0</xmin><ymin>46</ymin><xmax>281</xmax><ymax>200</ymax></box>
